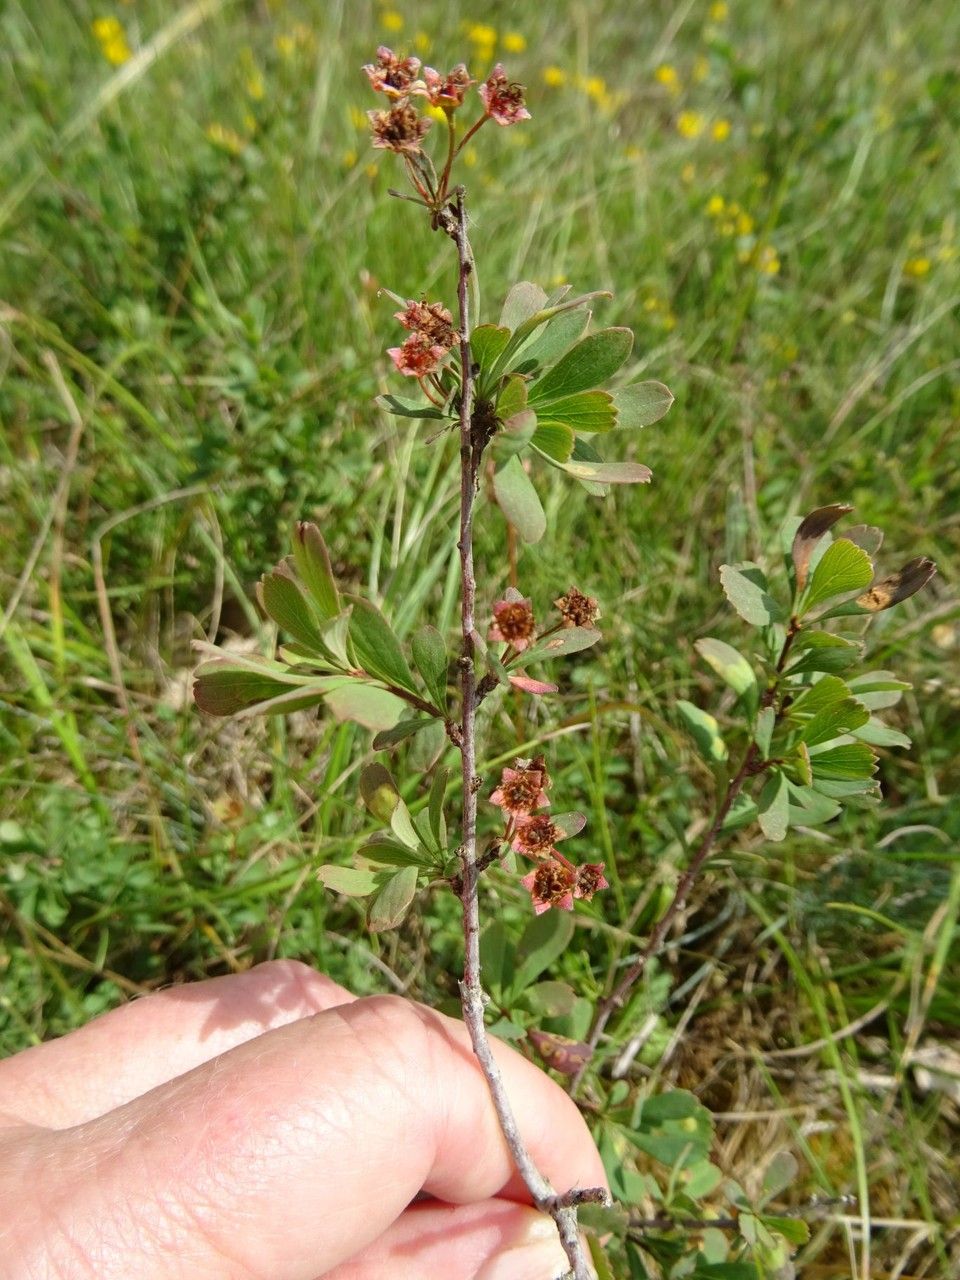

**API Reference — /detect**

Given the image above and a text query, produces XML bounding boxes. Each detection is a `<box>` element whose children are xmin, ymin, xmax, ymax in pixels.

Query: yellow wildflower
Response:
<box><xmin>543</xmin><ymin>65</ymin><xmax>566</xmax><ymax>87</ymax></box>
<box><xmin>624</xmin><ymin>144</ymin><xmax>643</xmax><ymax>160</ymax></box>
<box><xmin>92</xmin><ymin>17</ymin><xmax>122</xmax><ymax>41</ymax></box>
<box><xmin>365</xmin><ymin>162</ymin><xmax>378</xmax><ymax>179</ymax></box>
<box><xmin>343</xmin><ymin>149</ymin><xmax>358</xmax><ymax>169</ymax></box>
<box><xmin>243</xmin><ymin>111</ymin><xmax>256</xmax><ymax>133</ymax></box>
<box><xmin>101</xmin><ymin>36</ymin><xmax>131</xmax><ymax>65</ymax></box>
<box><xmin>706</xmin><ymin>194</ymin><xmax>725</xmax><ymax>216</ymax></box>
<box><xmin>467</xmin><ymin>23</ymin><xmax>497</xmax><ymax>45</ymax></box>
<box><xmin>709</xmin><ymin>2</ymin><xmax>729</xmax><ymax>21</ymax></box>
<box><xmin>736</xmin><ymin>210</ymin><xmax>755</xmax><ymax>235</ymax></box>
<box><xmin>381</xmin><ymin>10</ymin><xmax>404</xmax><ymax>32</ymax></box>
<box><xmin>425</xmin><ymin>103</ymin><xmax>447</xmax><ymax>122</ymax></box>
<box><xmin>503</xmin><ymin>32</ymin><xmax>527</xmax><ymax>53</ymax></box>
<box><xmin>676</xmin><ymin>111</ymin><xmax>704</xmax><ymax>139</ymax></box>
<box><xmin>904</xmin><ymin>257</ymin><xmax>931</xmax><ymax>278</ymax></box>
<box><xmin>757</xmin><ymin>245</ymin><xmax>780</xmax><ymax>275</ymax></box>
<box><xmin>712</xmin><ymin>118</ymin><xmax>731</xmax><ymax>141</ymax></box>
<box><xmin>349</xmin><ymin>105</ymin><xmax>368</xmax><ymax>129</ymax></box>
<box><xmin>275</xmin><ymin>34</ymin><xmax>295</xmax><ymax>56</ymax></box>
<box><xmin>582</xmin><ymin>75</ymin><xmax>607</xmax><ymax>101</ymax></box>
<box><xmin>655</xmin><ymin>64</ymin><xmax>680</xmax><ymax>91</ymax></box>
<box><xmin>414</xmin><ymin>31</ymin><xmax>432</xmax><ymax>54</ymax></box>
<box><xmin>205</xmin><ymin>122</ymin><xmax>245</xmax><ymax>155</ymax></box>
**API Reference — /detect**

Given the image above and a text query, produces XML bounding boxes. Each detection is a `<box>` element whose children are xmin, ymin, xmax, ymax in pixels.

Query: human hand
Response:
<box><xmin>0</xmin><ymin>960</ymin><xmax>605</xmax><ymax>1278</ymax></box>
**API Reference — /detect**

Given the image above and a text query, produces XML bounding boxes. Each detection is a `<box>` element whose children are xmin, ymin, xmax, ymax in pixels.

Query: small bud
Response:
<box><xmin>368</xmin><ymin>103</ymin><xmax>432</xmax><ymax>154</ymax></box>
<box><xmin>554</xmin><ymin>587</ymin><xmax>600</xmax><ymax>629</ymax></box>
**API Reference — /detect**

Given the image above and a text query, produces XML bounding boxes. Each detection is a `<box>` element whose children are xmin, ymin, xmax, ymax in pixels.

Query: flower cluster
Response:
<box><xmin>490</xmin><ymin>758</ymin><xmax>608</xmax><ymax>914</ymax></box>
<box><xmin>361</xmin><ymin>45</ymin><xmax>529</xmax><ymax>162</ymax></box>
<box><xmin>387</xmin><ymin>299</ymin><xmax>457</xmax><ymax>379</ymax></box>
<box><xmin>92</xmin><ymin>16</ymin><xmax>131</xmax><ymax>66</ymax></box>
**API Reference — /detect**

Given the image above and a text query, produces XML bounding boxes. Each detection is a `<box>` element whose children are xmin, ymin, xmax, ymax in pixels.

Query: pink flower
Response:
<box><xmin>489</xmin><ymin>595</ymin><xmax>536</xmax><ymax>651</ymax></box>
<box><xmin>479</xmin><ymin>64</ymin><xmax>531</xmax><ymax>127</ymax></box>
<box><xmin>574</xmin><ymin>863</ymin><xmax>609</xmax><ymax>901</ymax></box>
<box><xmin>490</xmin><ymin>758</ymin><xmax>551</xmax><ymax>816</ymax></box>
<box><xmin>388</xmin><ymin>332</ymin><xmax>449</xmax><ymax>377</ymax></box>
<box><xmin>394</xmin><ymin>299</ymin><xmax>456</xmax><ymax>349</ymax></box>
<box><xmin>362</xmin><ymin>47</ymin><xmax>422</xmax><ymax>99</ymax></box>
<box><xmin>418</xmin><ymin>63</ymin><xmax>473</xmax><ymax>111</ymax></box>
<box><xmin>512</xmin><ymin>813</ymin><xmax>564</xmax><ymax>858</ymax></box>
<box><xmin>368</xmin><ymin>103</ymin><xmax>432</xmax><ymax>154</ymax></box>
<box><xmin>554</xmin><ymin>586</ymin><xmax>600</xmax><ymax>629</ymax></box>
<box><xmin>521</xmin><ymin>860</ymin><xmax>576</xmax><ymax>914</ymax></box>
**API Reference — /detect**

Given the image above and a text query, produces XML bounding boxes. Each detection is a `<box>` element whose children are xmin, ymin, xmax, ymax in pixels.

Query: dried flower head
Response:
<box><xmin>490</xmin><ymin>757</ymin><xmax>551</xmax><ymax>816</ymax></box>
<box><xmin>521</xmin><ymin>860</ymin><xmax>576</xmax><ymax>914</ymax></box>
<box><xmin>387</xmin><ymin>331</ymin><xmax>449</xmax><ymax>378</ymax></box>
<box><xmin>489</xmin><ymin>596</ymin><xmax>536</xmax><ymax>651</ymax></box>
<box><xmin>574</xmin><ymin>863</ymin><xmax>609</xmax><ymax>901</ymax></box>
<box><xmin>394</xmin><ymin>299</ymin><xmax>456</xmax><ymax>349</ymax></box>
<box><xmin>419</xmin><ymin>63</ymin><xmax>473</xmax><ymax>111</ymax></box>
<box><xmin>363</xmin><ymin>46</ymin><xmax>422</xmax><ymax>98</ymax></box>
<box><xmin>368</xmin><ymin>103</ymin><xmax>432</xmax><ymax>154</ymax></box>
<box><xmin>512</xmin><ymin>813</ymin><xmax>562</xmax><ymax>858</ymax></box>
<box><xmin>479</xmin><ymin>64</ymin><xmax>531</xmax><ymax>127</ymax></box>
<box><xmin>554</xmin><ymin>587</ymin><xmax>600</xmax><ymax>629</ymax></box>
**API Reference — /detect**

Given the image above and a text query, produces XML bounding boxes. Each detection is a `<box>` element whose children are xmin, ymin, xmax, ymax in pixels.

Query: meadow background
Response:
<box><xmin>2</xmin><ymin>0</ymin><xmax>959</xmax><ymax>1274</ymax></box>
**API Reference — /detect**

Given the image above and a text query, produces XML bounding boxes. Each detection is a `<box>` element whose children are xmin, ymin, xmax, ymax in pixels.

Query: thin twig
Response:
<box><xmin>445</xmin><ymin>189</ymin><xmax>600</xmax><ymax>1280</ymax></box>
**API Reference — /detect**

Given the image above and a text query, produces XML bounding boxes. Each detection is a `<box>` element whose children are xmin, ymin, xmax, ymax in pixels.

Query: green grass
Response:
<box><xmin>2</xmin><ymin>0</ymin><xmax>959</xmax><ymax>1274</ymax></box>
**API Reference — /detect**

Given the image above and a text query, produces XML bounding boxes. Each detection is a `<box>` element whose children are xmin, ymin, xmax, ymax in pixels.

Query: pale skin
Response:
<box><xmin>0</xmin><ymin>960</ymin><xmax>606</xmax><ymax>1279</ymax></box>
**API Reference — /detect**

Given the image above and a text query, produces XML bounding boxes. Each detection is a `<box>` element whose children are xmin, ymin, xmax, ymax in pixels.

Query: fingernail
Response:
<box><xmin>475</xmin><ymin>1219</ymin><xmax>596</xmax><ymax>1280</ymax></box>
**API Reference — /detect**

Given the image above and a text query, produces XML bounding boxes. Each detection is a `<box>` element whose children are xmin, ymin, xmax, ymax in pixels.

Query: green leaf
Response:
<box><xmin>358</xmin><ymin>835</ymin><xmax>427</xmax><ymax>868</ymax></box>
<box><xmin>492</xmin><ymin>455</ymin><xmax>547</xmax><ymax>543</ymax></box>
<box><xmin>428</xmin><ymin>765</ymin><xmax>448</xmax><ymax>848</ymax></box>
<box><xmin>808</xmin><ymin>742</ymin><xmax>878</xmax><ymax>779</ymax></box>
<box><xmin>536</xmin><ymin>390</ymin><xmax>617</xmax><ymax>434</ymax></box>
<box><xmin>368</xmin><ymin>865</ymin><xmax>418</xmax><ymax>932</ymax></box>
<box><xmin>629</xmin><ymin>1089</ymin><xmax>713</xmax><ymax>1168</ymax></box>
<box><xmin>371</xmin><ymin>717</ymin><xmax>430</xmax><ymax>751</ymax></box>
<box><xmin>520</xmin><ymin>626</ymin><xmax>602</xmax><ymax>664</ymax></box>
<box><xmin>529</xmin><ymin>328</ymin><xmax>634</xmax><ymax>403</ymax></box>
<box><xmin>495</xmin><ymin>374</ymin><xmax>527</xmax><ymax>420</ymax></box>
<box><xmin>257</xmin><ymin>568</ymin><xmax>329</xmax><ymax>653</ymax></box>
<box><xmin>411</xmin><ymin>625</ymin><xmax>447</xmax><ymax>709</ymax></box>
<box><xmin>612</xmin><ymin>381</ymin><xmax>674</xmax><ymax>428</ymax></box>
<box><xmin>684</xmin><ymin>1160</ymin><xmax>724</xmax><ymax>1198</ymax></box>
<box><xmin>802</xmin><ymin>537</ymin><xmax>874</xmax><ymax>612</ymax></box>
<box><xmin>193</xmin><ymin>661</ymin><xmax>322</xmax><ymax>717</ymax></box>
<box><xmin>494</xmin><ymin>408</ymin><xmax>537</xmax><ymax>460</ymax></box>
<box><xmin>677</xmin><ymin>699</ymin><xmax>728</xmax><ymax>764</ymax></box>
<box><xmin>323</xmin><ymin>682</ymin><xmax>404</xmax><ymax>730</ymax></box>
<box><xmin>511</xmin><ymin>909</ymin><xmax>575</xmax><ymax>996</ymax></box>
<box><xmin>788</xmin><ymin>675</ymin><xmax>852</xmax><ymax>718</ymax></box>
<box><xmin>754</xmin><ymin>706</ymin><xmax>775</xmax><ymax>758</ymax></box>
<box><xmin>786</xmin><ymin>631</ymin><xmax>861</xmax><ymax>675</ymax></box>
<box><xmin>470</xmin><ymin>323</ymin><xmax>510</xmax><ymax>373</ymax></box>
<box><xmin>480</xmin><ymin>920</ymin><xmax>512</xmax><ymax>998</ymax></box>
<box><xmin>518</xmin><ymin>307</ymin><xmax>590</xmax><ymax>370</ymax></box>
<box><xmin>499</xmin><ymin>280</ymin><xmax>548</xmax><ymax>330</ymax></box>
<box><xmin>762</xmin><ymin>1150</ymin><xmax>799</xmax><ymax>1200</ymax></box>
<box><xmin>852</xmin><ymin>716</ymin><xmax>911</xmax><ymax>749</ymax></box>
<box><xmin>530</xmin><ymin>421</ymin><xmax>575</xmax><ymax>462</ymax></box>
<box><xmin>566</xmin><ymin>435</ymin><xmax>609</xmax><ymax>496</ymax></box>
<box><xmin>389</xmin><ymin>798</ymin><xmax>421</xmax><ymax>851</ymax></box>
<box><xmin>798</xmin><ymin>698</ymin><xmax>869</xmax><ymax>747</ymax></box>
<box><xmin>521</xmin><ymin>980</ymin><xmax>578</xmax><ymax>1017</ymax></box>
<box><xmin>848</xmin><ymin>670</ymin><xmax>910</xmax><ymax>709</ymax></box>
<box><xmin>559</xmin><ymin>457</ymin><xmax>652</xmax><ymax>484</ymax></box>
<box><xmin>376</xmin><ymin>393</ymin><xmax>447</xmax><ymax>420</ymax></box>
<box><xmin>719</xmin><ymin>562</ymin><xmax>784</xmax><ymax>626</ymax></box>
<box><xmin>292</xmin><ymin>522</ymin><xmax>341</xmax><ymax>620</ymax></box>
<box><xmin>757</xmin><ymin>771</ymin><xmax>790</xmax><ymax>841</ymax></box>
<box><xmin>346</xmin><ymin>596</ymin><xmax>417</xmax><ymax>693</ymax></box>
<box><xmin>760</xmin><ymin>1215</ymin><xmax>810</xmax><ymax>1247</ymax></box>
<box><xmin>785</xmin><ymin>782</ymin><xmax>842</xmax><ymax>825</ymax></box>
<box><xmin>695</xmin><ymin>637</ymin><xmax>758</xmax><ymax>712</ymax></box>
<box><xmin>317</xmin><ymin>865</ymin><xmax>378</xmax><ymax>897</ymax></box>
<box><xmin>408</xmin><ymin>718</ymin><xmax>445</xmax><ymax>772</ymax></box>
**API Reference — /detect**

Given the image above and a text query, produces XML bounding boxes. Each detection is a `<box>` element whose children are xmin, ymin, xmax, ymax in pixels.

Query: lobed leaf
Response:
<box><xmin>530</xmin><ymin>421</ymin><xmax>576</xmax><ymax>462</ymax></box>
<box><xmin>803</xmin><ymin>537</ymin><xmax>874</xmax><ymax>612</ymax></box>
<box><xmin>536</xmin><ymin>390</ymin><xmax>617</xmax><ymax>434</ymax></box>
<box><xmin>470</xmin><ymin>323</ymin><xmax>511</xmax><ymax>374</ymax></box>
